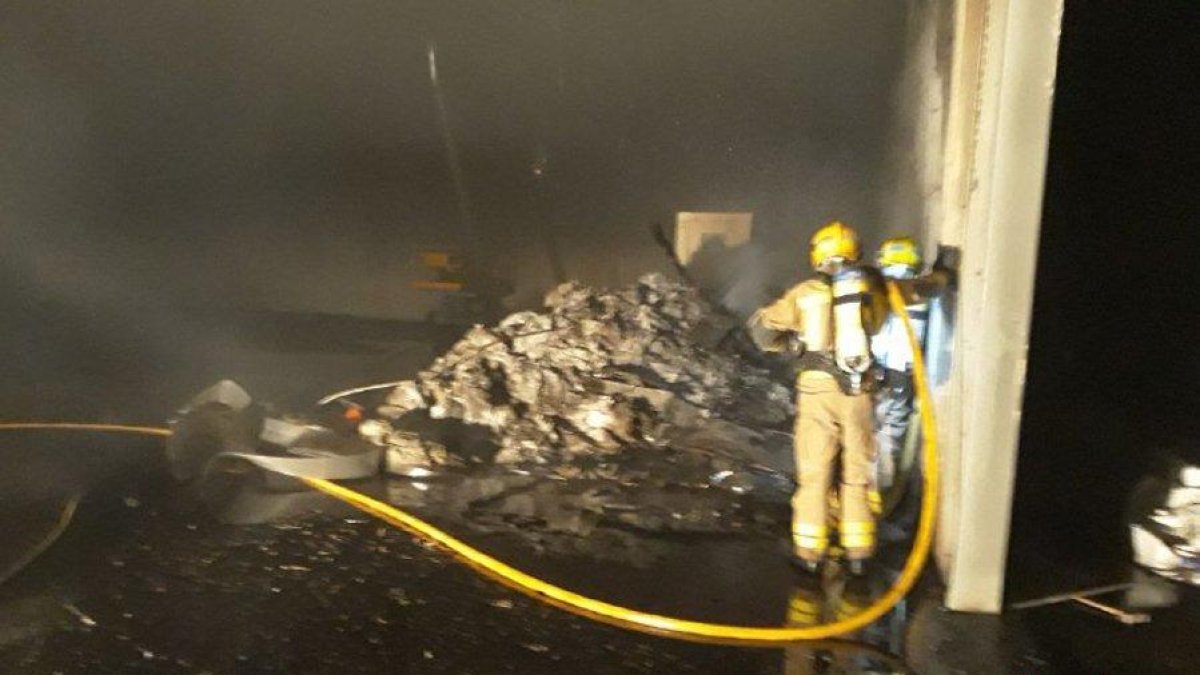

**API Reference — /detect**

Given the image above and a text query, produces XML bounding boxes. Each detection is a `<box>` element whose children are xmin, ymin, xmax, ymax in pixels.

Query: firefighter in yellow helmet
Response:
<box><xmin>749</xmin><ymin>221</ymin><xmax>880</xmax><ymax>574</ymax></box>
<box><xmin>871</xmin><ymin>237</ymin><xmax>928</xmax><ymax>502</ymax></box>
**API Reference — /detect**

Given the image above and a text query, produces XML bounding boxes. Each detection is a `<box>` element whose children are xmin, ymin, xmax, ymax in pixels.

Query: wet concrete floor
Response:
<box><xmin>0</xmin><ymin>450</ymin><xmax>1007</xmax><ymax>674</ymax></box>
<box><xmin>0</xmin><ymin>308</ymin><xmax>1196</xmax><ymax>673</ymax></box>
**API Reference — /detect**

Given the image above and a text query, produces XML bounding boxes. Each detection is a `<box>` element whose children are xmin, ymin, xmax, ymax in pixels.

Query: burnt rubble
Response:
<box><xmin>362</xmin><ymin>274</ymin><xmax>795</xmax><ymax>479</ymax></box>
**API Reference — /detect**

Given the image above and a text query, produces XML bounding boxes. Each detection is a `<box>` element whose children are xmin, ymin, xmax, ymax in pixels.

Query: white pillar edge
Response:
<box><xmin>937</xmin><ymin>0</ymin><xmax>1064</xmax><ymax>613</ymax></box>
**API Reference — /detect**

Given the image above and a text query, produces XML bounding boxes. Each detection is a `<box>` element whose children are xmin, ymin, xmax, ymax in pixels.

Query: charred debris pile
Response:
<box><xmin>359</xmin><ymin>274</ymin><xmax>795</xmax><ymax>486</ymax></box>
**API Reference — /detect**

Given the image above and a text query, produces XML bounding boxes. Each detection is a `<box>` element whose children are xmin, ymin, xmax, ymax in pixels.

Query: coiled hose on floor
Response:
<box><xmin>0</xmin><ymin>280</ymin><xmax>936</xmax><ymax>645</ymax></box>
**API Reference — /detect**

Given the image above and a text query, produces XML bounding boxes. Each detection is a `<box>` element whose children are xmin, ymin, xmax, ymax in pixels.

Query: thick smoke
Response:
<box><xmin>1</xmin><ymin>1</ymin><xmax>913</xmax><ymax>321</ymax></box>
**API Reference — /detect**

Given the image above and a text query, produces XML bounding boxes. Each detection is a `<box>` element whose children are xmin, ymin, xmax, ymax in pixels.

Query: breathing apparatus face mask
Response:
<box><xmin>880</xmin><ymin>264</ymin><xmax>917</xmax><ymax>280</ymax></box>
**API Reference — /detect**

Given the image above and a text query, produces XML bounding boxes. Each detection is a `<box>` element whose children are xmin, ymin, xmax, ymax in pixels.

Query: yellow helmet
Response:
<box><xmin>809</xmin><ymin>220</ymin><xmax>861</xmax><ymax>271</ymax></box>
<box><xmin>876</xmin><ymin>236</ymin><xmax>922</xmax><ymax>270</ymax></box>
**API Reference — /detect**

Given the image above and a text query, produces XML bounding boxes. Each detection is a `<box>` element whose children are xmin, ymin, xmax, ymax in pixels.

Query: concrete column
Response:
<box><xmin>933</xmin><ymin>0</ymin><xmax>1064</xmax><ymax>612</ymax></box>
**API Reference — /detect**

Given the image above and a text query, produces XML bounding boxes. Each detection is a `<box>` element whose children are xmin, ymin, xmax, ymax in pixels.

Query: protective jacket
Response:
<box><xmin>749</xmin><ymin>270</ymin><xmax>880</xmax><ymax>562</ymax></box>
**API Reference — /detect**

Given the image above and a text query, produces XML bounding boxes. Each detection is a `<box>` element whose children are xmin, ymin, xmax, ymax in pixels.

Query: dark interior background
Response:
<box><xmin>1012</xmin><ymin>0</ymin><xmax>1199</xmax><ymax>574</ymax></box>
<box><xmin>7</xmin><ymin>0</ymin><xmax>1195</xmax><ymax>589</ymax></box>
<box><xmin>0</xmin><ymin>0</ymin><xmax>915</xmax><ymax>322</ymax></box>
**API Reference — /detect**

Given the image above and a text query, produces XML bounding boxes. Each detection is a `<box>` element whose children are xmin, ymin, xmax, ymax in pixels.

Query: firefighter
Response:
<box><xmin>749</xmin><ymin>221</ymin><xmax>879</xmax><ymax>574</ymax></box>
<box><xmin>870</xmin><ymin>237</ymin><xmax>929</xmax><ymax>499</ymax></box>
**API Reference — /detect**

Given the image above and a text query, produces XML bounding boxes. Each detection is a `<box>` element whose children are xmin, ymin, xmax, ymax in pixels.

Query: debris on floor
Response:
<box><xmin>166</xmin><ymin>275</ymin><xmax>798</xmax><ymax>532</ymax></box>
<box><xmin>1071</xmin><ymin>596</ymin><xmax>1151</xmax><ymax>625</ymax></box>
<box><xmin>382</xmin><ymin>468</ymin><xmax>789</xmax><ymax>562</ymax></box>
<box><xmin>365</xmin><ymin>274</ymin><xmax>795</xmax><ymax>481</ymax></box>
<box><xmin>166</xmin><ymin>380</ymin><xmax>380</xmax><ymax>487</ymax></box>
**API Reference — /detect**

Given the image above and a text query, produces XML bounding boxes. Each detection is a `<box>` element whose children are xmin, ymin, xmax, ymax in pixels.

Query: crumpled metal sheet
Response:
<box><xmin>212</xmin><ymin>423</ymin><xmax>379</xmax><ymax>483</ymax></box>
<box><xmin>168</xmin><ymin>381</ymin><xmax>380</xmax><ymax>490</ymax></box>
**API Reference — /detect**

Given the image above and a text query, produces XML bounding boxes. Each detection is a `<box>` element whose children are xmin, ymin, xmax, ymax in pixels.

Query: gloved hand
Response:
<box><xmin>933</xmin><ymin>244</ymin><xmax>961</xmax><ymax>272</ymax></box>
<box><xmin>746</xmin><ymin>319</ymin><xmax>792</xmax><ymax>353</ymax></box>
<box><xmin>931</xmin><ymin>244</ymin><xmax>960</xmax><ymax>290</ymax></box>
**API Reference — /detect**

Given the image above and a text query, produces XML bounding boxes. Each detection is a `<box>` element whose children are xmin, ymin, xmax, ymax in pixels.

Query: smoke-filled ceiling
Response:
<box><xmin>1</xmin><ymin>1</ymin><xmax>912</xmax><ymax>318</ymax></box>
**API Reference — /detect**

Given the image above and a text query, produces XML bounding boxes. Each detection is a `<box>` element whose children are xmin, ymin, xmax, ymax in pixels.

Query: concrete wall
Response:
<box><xmin>882</xmin><ymin>0</ymin><xmax>955</xmax><ymax>243</ymax></box>
<box><xmin>879</xmin><ymin>0</ymin><xmax>1064</xmax><ymax>612</ymax></box>
<box><xmin>931</xmin><ymin>0</ymin><xmax>1063</xmax><ymax>612</ymax></box>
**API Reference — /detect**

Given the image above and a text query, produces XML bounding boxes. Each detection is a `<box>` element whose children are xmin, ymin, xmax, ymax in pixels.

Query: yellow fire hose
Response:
<box><xmin>0</xmin><ymin>422</ymin><xmax>172</xmax><ymax>437</ymax></box>
<box><xmin>0</xmin><ymin>280</ymin><xmax>936</xmax><ymax>646</ymax></box>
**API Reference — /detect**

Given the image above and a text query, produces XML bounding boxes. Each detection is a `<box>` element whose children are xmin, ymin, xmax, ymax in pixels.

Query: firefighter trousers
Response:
<box><xmin>874</xmin><ymin>380</ymin><xmax>914</xmax><ymax>495</ymax></box>
<box><xmin>792</xmin><ymin>373</ymin><xmax>878</xmax><ymax>561</ymax></box>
